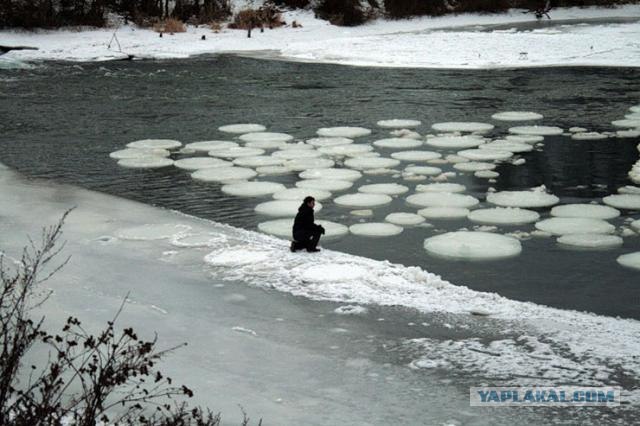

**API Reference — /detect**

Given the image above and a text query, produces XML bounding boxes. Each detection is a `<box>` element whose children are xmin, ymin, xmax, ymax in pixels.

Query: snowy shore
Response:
<box><xmin>1</xmin><ymin>5</ymin><xmax>640</xmax><ymax>68</ymax></box>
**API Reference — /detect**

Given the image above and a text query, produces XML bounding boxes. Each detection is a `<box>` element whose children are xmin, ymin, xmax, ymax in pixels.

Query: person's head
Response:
<box><xmin>304</xmin><ymin>196</ymin><xmax>315</xmax><ymax>209</ymax></box>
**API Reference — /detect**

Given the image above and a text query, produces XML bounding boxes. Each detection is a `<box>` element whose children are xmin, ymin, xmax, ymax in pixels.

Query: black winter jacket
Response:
<box><xmin>293</xmin><ymin>203</ymin><xmax>321</xmax><ymax>236</ymax></box>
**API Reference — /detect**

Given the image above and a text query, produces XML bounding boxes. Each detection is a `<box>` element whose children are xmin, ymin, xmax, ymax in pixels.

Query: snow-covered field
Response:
<box><xmin>1</xmin><ymin>5</ymin><xmax>640</xmax><ymax>68</ymax></box>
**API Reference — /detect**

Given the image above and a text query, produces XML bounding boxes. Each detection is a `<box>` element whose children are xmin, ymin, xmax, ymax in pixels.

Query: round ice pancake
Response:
<box><xmin>317</xmin><ymin>127</ymin><xmax>371</xmax><ymax>138</ymax></box>
<box><xmin>204</xmin><ymin>248</ymin><xmax>272</xmax><ymax>266</ymax></box>
<box><xmin>550</xmin><ymin>204</ymin><xmax>620</xmax><ymax>220</ymax></box>
<box><xmin>349</xmin><ymin>223</ymin><xmax>403</xmax><ymax>237</ymax></box>
<box><xmin>534</xmin><ymin>218</ymin><xmax>615</xmax><ymax>235</ymax></box>
<box><xmin>468</xmin><ymin>207</ymin><xmax>540</xmax><ymax>225</ymax></box>
<box><xmin>272</xmin><ymin>149</ymin><xmax>322</xmax><ymax>160</ymax></box>
<box><xmin>334</xmin><ymin>193</ymin><xmax>393</xmax><ymax>208</ymax></box>
<box><xmin>632</xmin><ymin>219</ymin><xmax>640</xmax><ymax>232</ymax></box>
<box><xmin>630</xmin><ymin>105</ymin><xmax>640</xmax><ymax>113</ymax></box>
<box><xmin>296</xmin><ymin>179</ymin><xmax>353</xmax><ymax>192</ymax></box>
<box><xmin>491</xmin><ymin>111</ymin><xmax>543</xmax><ymax>121</ymax></box>
<box><xmin>127</xmin><ymin>139</ymin><xmax>182</xmax><ymax>150</ymax></box>
<box><xmin>557</xmin><ymin>234</ymin><xmax>623</xmax><ymax>249</ymax></box>
<box><xmin>233</xmin><ymin>156</ymin><xmax>284</xmax><ymax>167</ymax></box>
<box><xmin>191</xmin><ymin>167</ymin><xmax>257</xmax><ymax>182</ymax></box>
<box><xmin>385</xmin><ymin>212</ymin><xmax>425</xmax><ymax>226</ymax></box>
<box><xmin>391</xmin><ymin>150</ymin><xmax>441</xmax><ymax>162</ymax></box>
<box><xmin>453</xmin><ymin>161</ymin><xmax>496</xmax><ymax>172</ymax></box>
<box><xmin>475</xmin><ymin>170</ymin><xmax>500</xmax><ymax>178</ymax></box>
<box><xmin>404</xmin><ymin>166</ymin><xmax>442</xmax><ymax>176</ymax></box>
<box><xmin>285</xmin><ymin>158</ymin><xmax>335</xmax><ymax>171</ymax></box>
<box><xmin>416</xmin><ymin>183</ymin><xmax>466</xmax><ymax>193</ymax></box>
<box><xmin>306</xmin><ymin>137</ymin><xmax>353</xmax><ymax>147</ymax></box>
<box><xmin>109</xmin><ymin>148</ymin><xmax>170</xmax><ymax>159</ymax></box>
<box><xmin>458</xmin><ymin>149</ymin><xmax>513</xmax><ymax>161</ymax></box>
<box><xmin>358</xmin><ymin>183</ymin><xmax>409</xmax><ymax>195</ymax></box>
<box><xmin>431</xmin><ymin>122</ymin><xmax>494</xmax><ymax>133</ymax></box>
<box><xmin>319</xmin><ymin>144</ymin><xmax>374</xmax><ymax>157</ymax></box>
<box><xmin>373</xmin><ymin>138</ymin><xmax>423</xmax><ymax>149</ymax></box>
<box><xmin>258</xmin><ymin>219</ymin><xmax>347</xmax><ymax>239</ymax></box>
<box><xmin>299</xmin><ymin>168</ymin><xmax>362</xmax><ymax>181</ymax></box>
<box><xmin>377</xmin><ymin>119</ymin><xmax>422</xmax><ymax>128</ymax></box>
<box><xmin>185</xmin><ymin>140</ymin><xmax>238</xmax><ymax>152</ymax></box>
<box><xmin>571</xmin><ymin>132</ymin><xmax>608</xmax><ymax>141</ymax></box>
<box><xmin>418</xmin><ymin>207</ymin><xmax>470</xmax><ymax>219</ymax></box>
<box><xmin>256</xmin><ymin>166</ymin><xmax>291</xmax><ymax>176</ymax></box>
<box><xmin>479</xmin><ymin>141</ymin><xmax>533</xmax><ymax>153</ymax></box>
<box><xmin>508</xmin><ymin>126</ymin><xmax>563</xmax><ymax>136</ymax></box>
<box><xmin>505</xmin><ymin>134</ymin><xmax>544</xmax><ymax>144</ymax></box>
<box><xmin>218</xmin><ymin>123</ymin><xmax>266</xmax><ymax>134</ymax></box>
<box><xmin>116</xmin><ymin>223</ymin><xmax>191</xmax><ymax>240</ymax></box>
<box><xmin>255</xmin><ymin>200</ymin><xmax>323</xmax><ymax>217</ymax></box>
<box><xmin>425</xmin><ymin>135</ymin><xmax>485</xmax><ymax>149</ymax></box>
<box><xmin>208</xmin><ymin>147</ymin><xmax>265</xmax><ymax>158</ymax></box>
<box><xmin>611</xmin><ymin>119</ymin><xmax>640</xmax><ymax>128</ymax></box>
<box><xmin>221</xmin><ymin>181</ymin><xmax>286</xmax><ymax>197</ymax></box>
<box><xmin>279</xmin><ymin>143</ymin><xmax>314</xmax><ymax>150</ymax></box>
<box><xmin>487</xmin><ymin>190</ymin><xmax>559</xmax><ymax>208</ymax></box>
<box><xmin>617</xmin><ymin>130</ymin><xmax>640</xmax><ymax>138</ymax></box>
<box><xmin>117</xmin><ymin>157</ymin><xmax>174</xmax><ymax>169</ymax></box>
<box><xmin>617</xmin><ymin>252</ymin><xmax>640</xmax><ymax>270</ymax></box>
<box><xmin>174</xmin><ymin>157</ymin><xmax>233</xmax><ymax>170</ymax></box>
<box><xmin>238</xmin><ymin>132</ymin><xmax>294</xmax><ymax>143</ymax></box>
<box><xmin>344</xmin><ymin>157</ymin><xmax>401</xmax><ymax>170</ymax></box>
<box><xmin>406</xmin><ymin>192</ymin><xmax>479</xmax><ymax>208</ymax></box>
<box><xmin>424</xmin><ymin>231</ymin><xmax>522</xmax><ymax>260</ymax></box>
<box><xmin>244</xmin><ymin>140</ymin><xmax>288</xmax><ymax>150</ymax></box>
<box><xmin>272</xmin><ymin>187</ymin><xmax>332</xmax><ymax>201</ymax></box>
<box><xmin>602</xmin><ymin>194</ymin><xmax>640</xmax><ymax>210</ymax></box>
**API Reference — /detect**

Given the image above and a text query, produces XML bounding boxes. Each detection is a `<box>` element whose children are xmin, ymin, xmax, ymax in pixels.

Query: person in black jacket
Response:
<box><xmin>291</xmin><ymin>196</ymin><xmax>325</xmax><ymax>252</ymax></box>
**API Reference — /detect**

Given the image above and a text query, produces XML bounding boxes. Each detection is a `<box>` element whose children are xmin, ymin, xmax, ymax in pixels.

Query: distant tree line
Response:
<box><xmin>1</xmin><ymin>0</ymin><xmax>638</xmax><ymax>28</ymax></box>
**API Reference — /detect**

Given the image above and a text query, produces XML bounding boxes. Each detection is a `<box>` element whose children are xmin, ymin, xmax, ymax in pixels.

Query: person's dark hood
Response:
<box><xmin>299</xmin><ymin>203</ymin><xmax>313</xmax><ymax>213</ymax></box>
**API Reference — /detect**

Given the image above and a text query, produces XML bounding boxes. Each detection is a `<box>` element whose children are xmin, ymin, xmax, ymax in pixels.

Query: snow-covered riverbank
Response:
<box><xmin>1</xmin><ymin>5</ymin><xmax>640</xmax><ymax>68</ymax></box>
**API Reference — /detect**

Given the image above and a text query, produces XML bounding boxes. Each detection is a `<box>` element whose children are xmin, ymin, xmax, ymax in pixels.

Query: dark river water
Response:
<box><xmin>1</xmin><ymin>55</ymin><xmax>639</xmax><ymax>319</ymax></box>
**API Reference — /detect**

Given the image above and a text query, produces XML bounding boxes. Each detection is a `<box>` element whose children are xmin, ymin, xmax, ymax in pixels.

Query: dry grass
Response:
<box><xmin>229</xmin><ymin>6</ymin><xmax>285</xmax><ymax>30</ymax></box>
<box><xmin>153</xmin><ymin>17</ymin><xmax>186</xmax><ymax>33</ymax></box>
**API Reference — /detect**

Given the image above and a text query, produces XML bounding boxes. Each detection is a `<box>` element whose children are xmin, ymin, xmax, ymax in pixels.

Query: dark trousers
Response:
<box><xmin>293</xmin><ymin>229</ymin><xmax>321</xmax><ymax>251</ymax></box>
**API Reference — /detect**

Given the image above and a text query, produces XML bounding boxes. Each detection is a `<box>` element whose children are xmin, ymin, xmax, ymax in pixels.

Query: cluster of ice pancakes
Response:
<box><xmin>107</xmin><ymin>110</ymin><xmax>640</xmax><ymax>265</ymax></box>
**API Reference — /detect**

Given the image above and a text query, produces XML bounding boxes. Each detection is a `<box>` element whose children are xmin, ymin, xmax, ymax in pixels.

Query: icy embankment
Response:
<box><xmin>1</xmin><ymin>6</ymin><xmax>640</xmax><ymax>68</ymax></box>
<box><xmin>2</xmin><ymin>161</ymin><xmax>640</xmax><ymax>405</ymax></box>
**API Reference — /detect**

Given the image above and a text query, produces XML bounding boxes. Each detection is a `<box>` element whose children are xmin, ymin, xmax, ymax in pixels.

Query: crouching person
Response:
<box><xmin>291</xmin><ymin>196</ymin><xmax>325</xmax><ymax>252</ymax></box>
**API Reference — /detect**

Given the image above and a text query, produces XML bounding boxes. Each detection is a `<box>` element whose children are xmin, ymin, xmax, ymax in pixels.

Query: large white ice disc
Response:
<box><xmin>358</xmin><ymin>183</ymin><xmax>409</xmax><ymax>195</ymax></box>
<box><xmin>191</xmin><ymin>167</ymin><xmax>257</xmax><ymax>182</ymax></box>
<box><xmin>208</xmin><ymin>147</ymin><xmax>265</xmax><ymax>158</ymax></box>
<box><xmin>625</xmin><ymin>112</ymin><xmax>640</xmax><ymax>120</ymax></box>
<box><xmin>453</xmin><ymin>162</ymin><xmax>496</xmax><ymax>172</ymax></box>
<box><xmin>204</xmin><ymin>248</ymin><xmax>271</xmax><ymax>266</ymax></box>
<box><xmin>416</xmin><ymin>183</ymin><xmax>466</xmax><ymax>193</ymax></box>
<box><xmin>571</xmin><ymin>132</ymin><xmax>608</xmax><ymax>141</ymax></box>
<box><xmin>550</xmin><ymin>204</ymin><xmax>620</xmax><ymax>220</ymax></box>
<box><xmin>272</xmin><ymin>149</ymin><xmax>322</xmax><ymax>160</ymax></box>
<box><xmin>109</xmin><ymin>148</ymin><xmax>170</xmax><ymax>159</ymax></box>
<box><xmin>272</xmin><ymin>188</ymin><xmax>332</xmax><ymax>201</ymax></box>
<box><xmin>116</xmin><ymin>224</ymin><xmax>191</xmax><ymax>240</ymax></box>
<box><xmin>221</xmin><ymin>181</ymin><xmax>286</xmax><ymax>197</ymax></box>
<box><xmin>318</xmin><ymin>144</ymin><xmax>374</xmax><ymax>157</ymax></box>
<box><xmin>468</xmin><ymin>207</ymin><xmax>540</xmax><ymax>225</ymax></box>
<box><xmin>391</xmin><ymin>150</ymin><xmax>441</xmax><ymax>162</ymax></box>
<box><xmin>296</xmin><ymin>179</ymin><xmax>353</xmax><ymax>192</ymax></box>
<box><xmin>534</xmin><ymin>218</ymin><xmax>615</xmax><ymax>235</ymax></box>
<box><xmin>491</xmin><ymin>111</ymin><xmax>543</xmax><ymax>121</ymax></box>
<box><xmin>299</xmin><ymin>168</ymin><xmax>362</xmax><ymax>181</ymax></box>
<box><xmin>480</xmin><ymin>141</ymin><xmax>533</xmax><ymax>153</ymax></box>
<box><xmin>505</xmin><ymin>134</ymin><xmax>544</xmax><ymax>144</ymax></box>
<box><xmin>255</xmin><ymin>200</ymin><xmax>323</xmax><ymax>217</ymax></box>
<box><xmin>558</xmin><ymin>234</ymin><xmax>623</xmax><ymax>249</ymax></box>
<box><xmin>424</xmin><ymin>231</ymin><xmax>522</xmax><ymax>260</ymax></box>
<box><xmin>233</xmin><ymin>156</ymin><xmax>284</xmax><ymax>167</ymax></box>
<box><xmin>256</xmin><ymin>166</ymin><xmax>291</xmax><ymax>176</ymax></box>
<box><xmin>406</xmin><ymin>192</ymin><xmax>479</xmax><ymax>208</ymax></box>
<box><xmin>239</xmin><ymin>132</ymin><xmax>294</xmax><ymax>143</ymax></box>
<box><xmin>127</xmin><ymin>139</ymin><xmax>182</xmax><ymax>150</ymax></box>
<box><xmin>404</xmin><ymin>166</ymin><xmax>442</xmax><ymax>176</ymax></box>
<box><xmin>632</xmin><ymin>220</ymin><xmax>640</xmax><ymax>232</ymax></box>
<box><xmin>244</xmin><ymin>140</ymin><xmax>288</xmax><ymax>150</ymax></box>
<box><xmin>174</xmin><ymin>157</ymin><xmax>233</xmax><ymax>170</ymax></box>
<box><xmin>185</xmin><ymin>140</ymin><xmax>238</xmax><ymax>152</ymax></box>
<box><xmin>373</xmin><ymin>138</ymin><xmax>423</xmax><ymax>149</ymax></box>
<box><xmin>258</xmin><ymin>218</ymin><xmax>347</xmax><ymax>239</ymax></box>
<box><xmin>617</xmin><ymin>252</ymin><xmax>640</xmax><ymax>270</ymax></box>
<box><xmin>617</xmin><ymin>130</ymin><xmax>640</xmax><ymax>138</ymax></box>
<box><xmin>117</xmin><ymin>157</ymin><xmax>174</xmax><ymax>169</ymax></box>
<box><xmin>385</xmin><ymin>212</ymin><xmax>425</xmax><ymax>226</ymax></box>
<box><xmin>458</xmin><ymin>149</ymin><xmax>513</xmax><ymax>161</ymax></box>
<box><xmin>377</xmin><ymin>119</ymin><xmax>422</xmax><ymax>129</ymax></box>
<box><xmin>279</xmin><ymin>143</ymin><xmax>315</xmax><ymax>150</ymax></box>
<box><xmin>431</xmin><ymin>122</ymin><xmax>494</xmax><ymax>133</ymax></box>
<box><xmin>612</xmin><ymin>119</ymin><xmax>640</xmax><ymax>129</ymax></box>
<box><xmin>425</xmin><ymin>135</ymin><xmax>485</xmax><ymax>149</ymax></box>
<box><xmin>297</xmin><ymin>264</ymin><xmax>367</xmax><ymax>282</ymax></box>
<box><xmin>487</xmin><ymin>190</ymin><xmax>559</xmax><ymax>208</ymax></box>
<box><xmin>344</xmin><ymin>157</ymin><xmax>401</xmax><ymax>170</ymax></box>
<box><xmin>285</xmin><ymin>158</ymin><xmax>335</xmax><ymax>171</ymax></box>
<box><xmin>418</xmin><ymin>207</ymin><xmax>470</xmax><ymax>219</ymax></box>
<box><xmin>603</xmin><ymin>194</ymin><xmax>640</xmax><ymax>210</ymax></box>
<box><xmin>475</xmin><ymin>170</ymin><xmax>500</xmax><ymax>179</ymax></box>
<box><xmin>619</xmin><ymin>186</ymin><xmax>640</xmax><ymax>195</ymax></box>
<box><xmin>334</xmin><ymin>193</ymin><xmax>393</xmax><ymax>208</ymax></box>
<box><xmin>218</xmin><ymin>123</ymin><xmax>266</xmax><ymax>134</ymax></box>
<box><xmin>317</xmin><ymin>127</ymin><xmax>371</xmax><ymax>138</ymax></box>
<box><xmin>508</xmin><ymin>126</ymin><xmax>563</xmax><ymax>136</ymax></box>
<box><xmin>630</xmin><ymin>105</ymin><xmax>640</xmax><ymax>113</ymax></box>
<box><xmin>349</xmin><ymin>223</ymin><xmax>403</xmax><ymax>237</ymax></box>
<box><xmin>306</xmin><ymin>137</ymin><xmax>353</xmax><ymax>147</ymax></box>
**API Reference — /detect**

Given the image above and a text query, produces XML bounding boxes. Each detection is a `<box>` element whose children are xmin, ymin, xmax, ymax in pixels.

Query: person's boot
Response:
<box><xmin>290</xmin><ymin>241</ymin><xmax>298</xmax><ymax>252</ymax></box>
<box><xmin>306</xmin><ymin>247</ymin><xmax>321</xmax><ymax>253</ymax></box>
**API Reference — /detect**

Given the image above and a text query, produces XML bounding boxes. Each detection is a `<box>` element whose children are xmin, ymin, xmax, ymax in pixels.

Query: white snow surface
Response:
<box><xmin>4</xmin><ymin>7</ymin><xmax>640</xmax><ymax>69</ymax></box>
